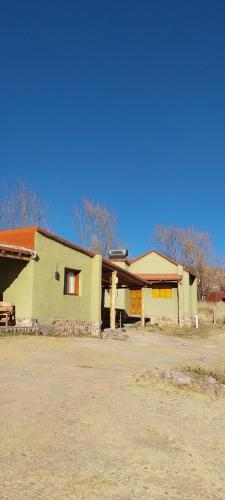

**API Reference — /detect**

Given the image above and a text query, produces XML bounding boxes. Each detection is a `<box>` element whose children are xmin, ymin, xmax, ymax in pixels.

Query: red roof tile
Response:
<box><xmin>0</xmin><ymin>227</ymin><xmax>36</xmax><ymax>249</ymax></box>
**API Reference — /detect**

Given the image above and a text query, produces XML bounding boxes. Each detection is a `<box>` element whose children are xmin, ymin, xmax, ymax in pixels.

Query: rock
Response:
<box><xmin>113</xmin><ymin>333</ymin><xmax>129</xmax><ymax>341</ymax></box>
<box><xmin>162</xmin><ymin>370</ymin><xmax>172</xmax><ymax>380</ymax></box>
<box><xmin>102</xmin><ymin>328</ymin><xmax>129</xmax><ymax>341</ymax></box>
<box><xmin>220</xmin><ymin>384</ymin><xmax>225</xmax><ymax>394</ymax></box>
<box><xmin>213</xmin><ymin>384</ymin><xmax>221</xmax><ymax>395</ymax></box>
<box><xmin>172</xmin><ymin>372</ymin><xmax>192</xmax><ymax>385</ymax></box>
<box><xmin>205</xmin><ymin>383</ymin><xmax>225</xmax><ymax>395</ymax></box>
<box><xmin>205</xmin><ymin>377</ymin><xmax>217</xmax><ymax>387</ymax></box>
<box><xmin>103</xmin><ymin>328</ymin><xmax>119</xmax><ymax>338</ymax></box>
<box><xmin>38</xmin><ymin>324</ymin><xmax>53</xmax><ymax>336</ymax></box>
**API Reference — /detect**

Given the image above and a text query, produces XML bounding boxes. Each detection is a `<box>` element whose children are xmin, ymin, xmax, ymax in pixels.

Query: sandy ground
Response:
<box><xmin>1</xmin><ymin>328</ymin><xmax>225</xmax><ymax>499</ymax></box>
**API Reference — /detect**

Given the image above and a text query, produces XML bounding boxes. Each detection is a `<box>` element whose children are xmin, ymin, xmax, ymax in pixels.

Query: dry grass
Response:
<box><xmin>198</xmin><ymin>300</ymin><xmax>225</xmax><ymax>324</ymax></box>
<box><xmin>183</xmin><ymin>365</ymin><xmax>225</xmax><ymax>385</ymax></box>
<box><xmin>146</xmin><ymin>322</ymin><xmax>225</xmax><ymax>340</ymax></box>
<box><xmin>134</xmin><ymin>365</ymin><xmax>225</xmax><ymax>398</ymax></box>
<box><xmin>2</xmin><ymin>333</ymin><xmax>225</xmax><ymax>498</ymax></box>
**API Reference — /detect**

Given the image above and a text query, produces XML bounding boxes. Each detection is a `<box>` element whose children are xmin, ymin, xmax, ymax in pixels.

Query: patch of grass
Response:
<box><xmin>134</xmin><ymin>364</ymin><xmax>225</xmax><ymax>399</ymax></box>
<box><xmin>183</xmin><ymin>365</ymin><xmax>225</xmax><ymax>385</ymax></box>
<box><xmin>198</xmin><ymin>301</ymin><xmax>225</xmax><ymax>324</ymax></box>
<box><xmin>157</xmin><ymin>325</ymin><xmax>201</xmax><ymax>338</ymax></box>
<box><xmin>147</xmin><ymin>323</ymin><xmax>225</xmax><ymax>340</ymax></box>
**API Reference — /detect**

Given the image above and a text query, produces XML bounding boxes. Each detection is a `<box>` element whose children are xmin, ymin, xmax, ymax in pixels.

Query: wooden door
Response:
<box><xmin>130</xmin><ymin>289</ymin><xmax>142</xmax><ymax>316</ymax></box>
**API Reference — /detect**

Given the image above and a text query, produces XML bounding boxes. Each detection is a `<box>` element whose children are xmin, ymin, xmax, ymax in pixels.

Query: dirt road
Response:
<box><xmin>1</xmin><ymin>329</ymin><xmax>225</xmax><ymax>499</ymax></box>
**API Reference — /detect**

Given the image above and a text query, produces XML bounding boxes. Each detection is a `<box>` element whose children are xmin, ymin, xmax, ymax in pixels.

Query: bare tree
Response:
<box><xmin>73</xmin><ymin>198</ymin><xmax>117</xmax><ymax>256</ymax></box>
<box><xmin>152</xmin><ymin>224</ymin><xmax>224</xmax><ymax>300</ymax></box>
<box><xmin>0</xmin><ymin>181</ymin><xmax>49</xmax><ymax>230</ymax></box>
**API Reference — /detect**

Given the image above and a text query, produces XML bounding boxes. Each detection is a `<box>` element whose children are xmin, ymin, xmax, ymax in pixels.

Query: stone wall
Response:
<box><xmin>150</xmin><ymin>315</ymin><xmax>196</xmax><ymax>327</ymax></box>
<box><xmin>49</xmin><ymin>319</ymin><xmax>101</xmax><ymax>337</ymax></box>
<box><xmin>13</xmin><ymin>317</ymin><xmax>102</xmax><ymax>337</ymax></box>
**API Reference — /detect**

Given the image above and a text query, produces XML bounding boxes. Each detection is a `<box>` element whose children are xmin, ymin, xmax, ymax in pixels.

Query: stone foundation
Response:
<box><xmin>49</xmin><ymin>318</ymin><xmax>101</xmax><ymax>337</ymax></box>
<box><xmin>0</xmin><ymin>326</ymin><xmax>38</xmax><ymax>335</ymax></box>
<box><xmin>4</xmin><ymin>318</ymin><xmax>102</xmax><ymax>337</ymax></box>
<box><xmin>150</xmin><ymin>315</ymin><xmax>196</xmax><ymax>327</ymax></box>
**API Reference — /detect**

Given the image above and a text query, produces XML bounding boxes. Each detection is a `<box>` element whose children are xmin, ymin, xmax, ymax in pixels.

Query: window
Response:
<box><xmin>64</xmin><ymin>268</ymin><xmax>80</xmax><ymax>296</ymax></box>
<box><xmin>152</xmin><ymin>288</ymin><xmax>172</xmax><ymax>299</ymax></box>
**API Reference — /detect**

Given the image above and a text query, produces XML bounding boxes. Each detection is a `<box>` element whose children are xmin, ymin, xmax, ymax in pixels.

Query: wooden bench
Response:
<box><xmin>0</xmin><ymin>302</ymin><xmax>16</xmax><ymax>326</ymax></box>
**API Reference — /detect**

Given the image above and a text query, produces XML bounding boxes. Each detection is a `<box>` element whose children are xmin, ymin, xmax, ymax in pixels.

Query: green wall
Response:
<box><xmin>143</xmin><ymin>286</ymin><xmax>178</xmax><ymax>317</ymax></box>
<box><xmin>32</xmin><ymin>232</ymin><xmax>102</xmax><ymax>323</ymax></box>
<box><xmin>131</xmin><ymin>252</ymin><xmax>177</xmax><ymax>274</ymax></box>
<box><xmin>0</xmin><ymin>231</ymin><xmax>103</xmax><ymax>324</ymax></box>
<box><xmin>110</xmin><ymin>251</ymin><xmax>197</xmax><ymax>320</ymax></box>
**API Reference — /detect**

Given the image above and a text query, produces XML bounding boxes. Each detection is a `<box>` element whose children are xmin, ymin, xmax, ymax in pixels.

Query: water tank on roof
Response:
<box><xmin>108</xmin><ymin>249</ymin><xmax>128</xmax><ymax>259</ymax></box>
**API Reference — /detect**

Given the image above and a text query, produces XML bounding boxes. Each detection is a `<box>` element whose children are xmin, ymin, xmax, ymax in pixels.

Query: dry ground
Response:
<box><xmin>1</xmin><ymin>327</ymin><xmax>225</xmax><ymax>499</ymax></box>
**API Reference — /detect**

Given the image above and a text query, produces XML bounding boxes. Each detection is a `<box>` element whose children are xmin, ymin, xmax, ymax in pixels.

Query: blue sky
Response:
<box><xmin>0</xmin><ymin>0</ymin><xmax>224</xmax><ymax>257</ymax></box>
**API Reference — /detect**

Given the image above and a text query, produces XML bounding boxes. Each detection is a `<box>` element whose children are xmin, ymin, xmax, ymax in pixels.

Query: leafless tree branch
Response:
<box><xmin>73</xmin><ymin>198</ymin><xmax>117</xmax><ymax>256</ymax></box>
<box><xmin>152</xmin><ymin>224</ymin><xmax>225</xmax><ymax>300</ymax></box>
<box><xmin>0</xmin><ymin>180</ymin><xmax>49</xmax><ymax>230</ymax></box>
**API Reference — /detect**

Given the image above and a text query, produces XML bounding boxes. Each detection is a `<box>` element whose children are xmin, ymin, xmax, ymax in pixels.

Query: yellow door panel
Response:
<box><xmin>130</xmin><ymin>289</ymin><xmax>142</xmax><ymax>315</ymax></box>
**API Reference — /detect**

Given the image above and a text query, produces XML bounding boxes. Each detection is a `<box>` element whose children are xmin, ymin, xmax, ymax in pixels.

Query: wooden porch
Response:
<box><xmin>101</xmin><ymin>260</ymin><xmax>149</xmax><ymax>329</ymax></box>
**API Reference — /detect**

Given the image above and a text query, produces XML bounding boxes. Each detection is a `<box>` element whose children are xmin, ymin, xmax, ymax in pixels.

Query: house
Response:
<box><xmin>0</xmin><ymin>227</ymin><xmax>148</xmax><ymax>335</ymax></box>
<box><xmin>108</xmin><ymin>250</ymin><xmax>197</xmax><ymax>326</ymax></box>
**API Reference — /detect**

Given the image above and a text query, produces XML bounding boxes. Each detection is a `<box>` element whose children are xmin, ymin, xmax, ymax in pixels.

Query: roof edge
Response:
<box><xmin>0</xmin><ymin>226</ymin><xmax>95</xmax><ymax>259</ymax></box>
<box><xmin>102</xmin><ymin>259</ymin><xmax>150</xmax><ymax>287</ymax></box>
<box><xmin>130</xmin><ymin>249</ymin><xmax>178</xmax><ymax>266</ymax></box>
<box><xmin>36</xmin><ymin>227</ymin><xmax>95</xmax><ymax>258</ymax></box>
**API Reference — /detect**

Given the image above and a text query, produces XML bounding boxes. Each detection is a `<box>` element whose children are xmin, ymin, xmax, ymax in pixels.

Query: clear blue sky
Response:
<box><xmin>0</xmin><ymin>1</ymin><xmax>224</xmax><ymax>257</ymax></box>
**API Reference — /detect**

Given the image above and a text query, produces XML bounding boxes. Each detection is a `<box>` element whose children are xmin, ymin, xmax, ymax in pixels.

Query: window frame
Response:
<box><xmin>64</xmin><ymin>268</ymin><xmax>80</xmax><ymax>296</ymax></box>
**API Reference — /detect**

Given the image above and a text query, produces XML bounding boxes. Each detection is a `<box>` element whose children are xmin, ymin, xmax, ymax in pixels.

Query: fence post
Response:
<box><xmin>195</xmin><ymin>314</ymin><xmax>199</xmax><ymax>329</ymax></box>
<box><xmin>213</xmin><ymin>302</ymin><xmax>217</xmax><ymax>324</ymax></box>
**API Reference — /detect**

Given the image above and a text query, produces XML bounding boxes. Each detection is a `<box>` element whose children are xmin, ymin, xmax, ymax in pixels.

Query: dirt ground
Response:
<box><xmin>1</xmin><ymin>328</ymin><xmax>225</xmax><ymax>499</ymax></box>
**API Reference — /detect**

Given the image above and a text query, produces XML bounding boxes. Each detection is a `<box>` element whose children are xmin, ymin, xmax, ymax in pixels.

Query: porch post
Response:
<box><xmin>91</xmin><ymin>255</ymin><xmax>102</xmax><ymax>336</ymax></box>
<box><xmin>141</xmin><ymin>287</ymin><xmax>145</xmax><ymax>328</ymax></box>
<box><xmin>110</xmin><ymin>271</ymin><xmax>117</xmax><ymax>329</ymax></box>
<box><xmin>177</xmin><ymin>265</ymin><xmax>184</xmax><ymax>327</ymax></box>
<box><xmin>177</xmin><ymin>280</ymin><xmax>182</xmax><ymax>327</ymax></box>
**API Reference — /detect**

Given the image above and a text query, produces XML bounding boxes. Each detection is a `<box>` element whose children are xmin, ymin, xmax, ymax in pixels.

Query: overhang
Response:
<box><xmin>102</xmin><ymin>260</ymin><xmax>150</xmax><ymax>289</ymax></box>
<box><xmin>0</xmin><ymin>244</ymin><xmax>35</xmax><ymax>260</ymax></box>
<box><xmin>137</xmin><ymin>274</ymin><xmax>183</xmax><ymax>282</ymax></box>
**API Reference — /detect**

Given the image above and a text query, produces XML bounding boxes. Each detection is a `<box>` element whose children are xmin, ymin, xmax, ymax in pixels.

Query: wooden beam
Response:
<box><xmin>110</xmin><ymin>271</ymin><xmax>117</xmax><ymax>329</ymax></box>
<box><xmin>178</xmin><ymin>281</ymin><xmax>182</xmax><ymax>327</ymax></box>
<box><xmin>0</xmin><ymin>253</ymin><xmax>30</xmax><ymax>261</ymax></box>
<box><xmin>141</xmin><ymin>287</ymin><xmax>145</xmax><ymax>328</ymax></box>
